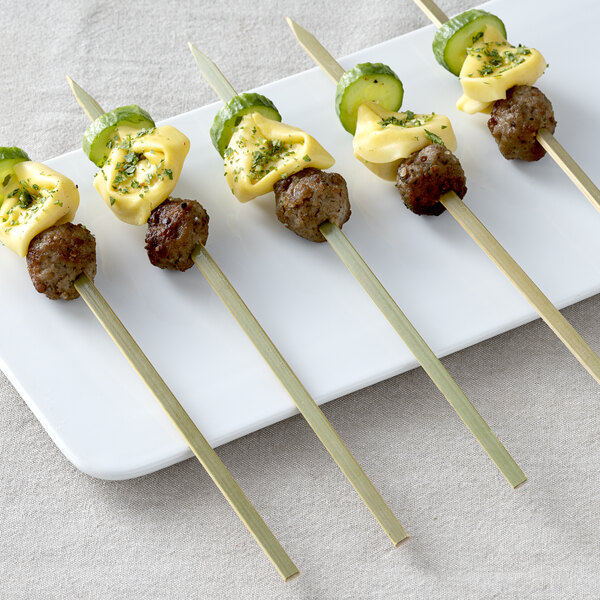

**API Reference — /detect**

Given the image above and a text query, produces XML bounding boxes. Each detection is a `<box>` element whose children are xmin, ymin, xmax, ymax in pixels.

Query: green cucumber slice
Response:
<box><xmin>210</xmin><ymin>93</ymin><xmax>282</xmax><ymax>157</ymax></box>
<box><xmin>0</xmin><ymin>147</ymin><xmax>30</xmax><ymax>205</ymax></box>
<box><xmin>83</xmin><ymin>105</ymin><xmax>155</xmax><ymax>167</ymax></box>
<box><xmin>432</xmin><ymin>9</ymin><xmax>507</xmax><ymax>76</ymax></box>
<box><xmin>335</xmin><ymin>63</ymin><xmax>404</xmax><ymax>135</ymax></box>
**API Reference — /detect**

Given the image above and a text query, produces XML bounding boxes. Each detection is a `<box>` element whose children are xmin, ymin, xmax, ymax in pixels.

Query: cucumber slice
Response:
<box><xmin>0</xmin><ymin>147</ymin><xmax>30</xmax><ymax>205</ymax></box>
<box><xmin>432</xmin><ymin>9</ymin><xmax>507</xmax><ymax>76</ymax></box>
<box><xmin>335</xmin><ymin>63</ymin><xmax>404</xmax><ymax>135</ymax></box>
<box><xmin>210</xmin><ymin>93</ymin><xmax>282</xmax><ymax>157</ymax></box>
<box><xmin>83</xmin><ymin>105</ymin><xmax>155</xmax><ymax>167</ymax></box>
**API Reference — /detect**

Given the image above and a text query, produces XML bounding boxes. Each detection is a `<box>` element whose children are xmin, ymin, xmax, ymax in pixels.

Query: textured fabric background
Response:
<box><xmin>1</xmin><ymin>1</ymin><xmax>599</xmax><ymax>598</ymax></box>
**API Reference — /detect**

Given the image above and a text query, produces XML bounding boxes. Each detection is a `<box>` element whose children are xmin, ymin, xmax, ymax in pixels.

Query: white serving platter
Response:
<box><xmin>1</xmin><ymin>0</ymin><xmax>599</xmax><ymax>479</ymax></box>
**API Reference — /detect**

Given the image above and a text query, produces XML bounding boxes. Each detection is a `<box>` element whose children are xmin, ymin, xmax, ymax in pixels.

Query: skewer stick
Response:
<box><xmin>193</xmin><ymin>244</ymin><xmax>409</xmax><ymax>545</ymax></box>
<box><xmin>67</xmin><ymin>76</ymin><xmax>104</xmax><ymax>121</ymax></box>
<box><xmin>536</xmin><ymin>129</ymin><xmax>600</xmax><ymax>212</ymax></box>
<box><xmin>69</xmin><ymin>72</ymin><xmax>408</xmax><ymax>546</ymax></box>
<box><xmin>413</xmin><ymin>0</ymin><xmax>447</xmax><ymax>27</ymax></box>
<box><xmin>286</xmin><ymin>17</ymin><xmax>600</xmax><ymax>387</ymax></box>
<box><xmin>73</xmin><ymin>274</ymin><xmax>298</xmax><ymax>580</ymax></box>
<box><xmin>413</xmin><ymin>0</ymin><xmax>600</xmax><ymax>213</ymax></box>
<box><xmin>189</xmin><ymin>48</ymin><xmax>408</xmax><ymax>544</ymax></box>
<box><xmin>440</xmin><ymin>191</ymin><xmax>600</xmax><ymax>377</ymax></box>
<box><xmin>190</xmin><ymin>44</ymin><xmax>526</xmax><ymax>488</ymax></box>
<box><xmin>67</xmin><ymin>83</ymin><xmax>297</xmax><ymax>580</ymax></box>
<box><xmin>320</xmin><ymin>222</ymin><xmax>526</xmax><ymax>487</ymax></box>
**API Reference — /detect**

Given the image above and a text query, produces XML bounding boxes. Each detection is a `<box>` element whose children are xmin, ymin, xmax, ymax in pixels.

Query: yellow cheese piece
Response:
<box><xmin>353</xmin><ymin>102</ymin><xmax>457</xmax><ymax>181</ymax></box>
<box><xmin>457</xmin><ymin>27</ymin><xmax>547</xmax><ymax>114</ymax></box>
<box><xmin>0</xmin><ymin>162</ymin><xmax>78</xmax><ymax>257</ymax></box>
<box><xmin>94</xmin><ymin>125</ymin><xmax>189</xmax><ymax>225</ymax></box>
<box><xmin>224</xmin><ymin>113</ymin><xmax>335</xmax><ymax>203</ymax></box>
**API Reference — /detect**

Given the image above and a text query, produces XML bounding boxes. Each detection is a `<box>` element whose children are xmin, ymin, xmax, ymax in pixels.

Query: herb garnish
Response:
<box><xmin>424</xmin><ymin>129</ymin><xmax>445</xmax><ymax>146</ymax></box>
<box><xmin>378</xmin><ymin>110</ymin><xmax>434</xmax><ymax>129</ymax></box>
<box><xmin>248</xmin><ymin>138</ymin><xmax>294</xmax><ymax>182</ymax></box>
<box><xmin>17</xmin><ymin>189</ymin><xmax>34</xmax><ymax>209</ymax></box>
<box><xmin>467</xmin><ymin>42</ymin><xmax>533</xmax><ymax>77</ymax></box>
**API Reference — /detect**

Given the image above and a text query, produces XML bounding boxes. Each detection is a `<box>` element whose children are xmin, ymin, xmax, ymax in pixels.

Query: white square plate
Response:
<box><xmin>1</xmin><ymin>0</ymin><xmax>598</xmax><ymax>479</ymax></box>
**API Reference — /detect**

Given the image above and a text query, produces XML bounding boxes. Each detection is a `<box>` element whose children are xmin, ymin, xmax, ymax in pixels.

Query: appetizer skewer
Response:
<box><xmin>0</xmin><ymin>148</ymin><xmax>296</xmax><ymax>580</ymax></box>
<box><xmin>67</xmin><ymin>78</ymin><xmax>408</xmax><ymax>548</ymax></box>
<box><xmin>189</xmin><ymin>45</ymin><xmax>526</xmax><ymax>488</ymax></box>
<box><xmin>414</xmin><ymin>0</ymin><xmax>600</xmax><ymax>211</ymax></box>
<box><xmin>286</xmin><ymin>20</ymin><xmax>600</xmax><ymax>386</ymax></box>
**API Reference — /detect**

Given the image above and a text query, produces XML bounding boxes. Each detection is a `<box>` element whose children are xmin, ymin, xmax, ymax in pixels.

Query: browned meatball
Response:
<box><xmin>487</xmin><ymin>85</ymin><xmax>557</xmax><ymax>161</ymax></box>
<box><xmin>396</xmin><ymin>144</ymin><xmax>467</xmax><ymax>215</ymax></box>
<box><xmin>145</xmin><ymin>198</ymin><xmax>209</xmax><ymax>271</ymax></box>
<box><xmin>26</xmin><ymin>223</ymin><xmax>97</xmax><ymax>301</ymax></box>
<box><xmin>273</xmin><ymin>168</ymin><xmax>351</xmax><ymax>243</ymax></box>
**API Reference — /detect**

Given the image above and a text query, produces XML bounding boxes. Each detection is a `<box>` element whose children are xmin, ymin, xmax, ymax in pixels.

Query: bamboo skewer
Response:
<box><xmin>320</xmin><ymin>223</ymin><xmax>526</xmax><ymax>488</ymax></box>
<box><xmin>74</xmin><ymin>274</ymin><xmax>298</xmax><ymax>580</ymax></box>
<box><xmin>285</xmin><ymin>21</ymin><xmax>600</xmax><ymax>382</ymax></box>
<box><xmin>190</xmin><ymin>44</ymin><xmax>526</xmax><ymax>488</ymax></box>
<box><xmin>67</xmin><ymin>78</ymin><xmax>297</xmax><ymax>580</ymax></box>
<box><xmin>193</xmin><ymin>245</ymin><xmax>408</xmax><ymax>545</ymax></box>
<box><xmin>69</xmin><ymin>75</ymin><xmax>408</xmax><ymax>547</ymax></box>
<box><xmin>536</xmin><ymin>129</ymin><xmax>600</xmax><ymax>210</ymax></box>
<box><xmin>413</xmin><ymin>0</ymin><xmax>600</xmax><ymax>213</ymax></box>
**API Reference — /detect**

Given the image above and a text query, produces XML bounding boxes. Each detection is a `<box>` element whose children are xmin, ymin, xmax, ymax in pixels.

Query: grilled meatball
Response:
<box><xmin>145</xmin><ymin>198</ymin><xmax>209</xmax><ymax>271</ymax></box>
<box><xmin>487</xmin><ymin>85</ymin><xmax>557</xmax><ymax>161</ymax></box>
<box><xmin>26</xmin><ymin>223</ymin><xmax>97</xmax><ymax>301</ymax></box>
<box><xmin>273</xmin><ymin>168</ymin><xmax>351</xmax><ymax>243</ymax></box>
<box><xmin>396</xmin><ymin>144</ymin><xmax>467</xmax><ymax>215</ymax></box>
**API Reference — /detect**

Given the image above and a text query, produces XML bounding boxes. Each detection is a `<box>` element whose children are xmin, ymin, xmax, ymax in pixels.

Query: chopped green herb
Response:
<box><xmin>467</xmin><ymin>41</ymin><xmax>534</xmax><ymax>78</ymax></box>
<box><xmin>302</xmin><ymin>155</ymin><xmax>311</xmax><ymax>162</ymax></box>
<box><xmin>424</xmin><ymin>129</ymin><xmax>445</xmax><ymax>146</ymax></box>
<box><xmin>1</xmin><ymin>174</ymin><xmax>10</xmax><ymax>187</ymax></box>
<box><xmin>378</xmin><ymin>111</ymin><xmax>433</xmax><ymax>129</ymax></box>
<box><xmin>109</xmin><ymin>196</ymin><xmax>116</xmax><ymax>206</ymax></box>
<box><xmin>17</xmin><ymin>190</ymin><xmax>33</xmax><ymax>209</ymax></box>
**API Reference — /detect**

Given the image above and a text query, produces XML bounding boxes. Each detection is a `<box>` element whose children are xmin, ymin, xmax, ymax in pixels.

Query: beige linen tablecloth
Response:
<box><xmin>1</xmin><ymin>1</ymin><xmax>599</xmax><ymax>597</ymax></box>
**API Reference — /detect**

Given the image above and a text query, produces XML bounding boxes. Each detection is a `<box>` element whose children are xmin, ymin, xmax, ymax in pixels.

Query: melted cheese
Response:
<box><xmin>224</xmin><ymin>113</ymin><xmax>335</xmax><ymax>202</ymax></box>
<box><xmin>0</xmin><ymin>162</ymin><xmax>79</xmax><ymax>257</ymax></box>
<box><xmin>94</xmin><ymin>125</ymin><xmax>189</xmax><ymax>225</ymax></box>
<box><xmin>457</xmin><ymin>27</ymin><xmax>547</xmax><ymax>114</ymax></box>
<box><xmin>353</xmin><ymin>102</ymin><xmax>457</xmax><ymax>181</ymax></box>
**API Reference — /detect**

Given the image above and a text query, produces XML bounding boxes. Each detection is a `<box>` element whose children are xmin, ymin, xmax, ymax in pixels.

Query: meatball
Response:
<box><xmin>26</xmin><ymin>222</ymin><xmax>97</xmax><ymax>301</ymax></box>
<box><xmin>273</xmin><ymin>168</ymin><xmax>351</xmax><ymax>243</ymax></box>
<box><xmin>396</xmin><ymin>144</ymin><xmax>467</xmax><ymax>215</ymax></box>
<box><xmin>145</xmin><ymin>198</ymin><xmax>209</xmax><ymax>271</ymax></box>
<box><xmin>487</xmin><ymin>85</ymin><xmax>557</xmax><ymax>162</ymax></box>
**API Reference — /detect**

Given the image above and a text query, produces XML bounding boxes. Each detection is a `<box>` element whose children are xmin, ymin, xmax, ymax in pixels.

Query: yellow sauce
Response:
<box><xmin>94</xmin><ymin>125</ymin><xmax>189</xmax><ymax>225</ymax></box>
<box><xmin>0</xmin><ymin>162</ymin><xmax>79</xmax><ymax>257</ymax></box>
<box><xmin>224</xmin><ymin>113</ymin><xmax>335</xmax><ymax>202</ymax></box>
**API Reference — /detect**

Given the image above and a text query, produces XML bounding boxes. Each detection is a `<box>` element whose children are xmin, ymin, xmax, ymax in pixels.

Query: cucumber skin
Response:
<box><xmin>83</xmin><ymin>105</ymin><xmax>155</xmax><ymax>167</ymax></box>
<box><xmin>432</xmin><ymin>9</ymin><xmax>507</xmax><ymax>76</ymax></box>
<box><xmin>0</xmin><ymin>148</ymin><xmax>30</xmax><ymax>206</ymax></box>
<box><xmin>0</xmin><ymin>147</ymin><xmax>30</xmax><ymax>163</ymax></box>
<box><xmin>210</xmin><ymin>93</ymin><xmax>282</xmax><ymax>157</ymax></box>
<box><xmin>335</xmin><ymin>63</ymin><xmax>404</xmax><ymax>135</ymax></box>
